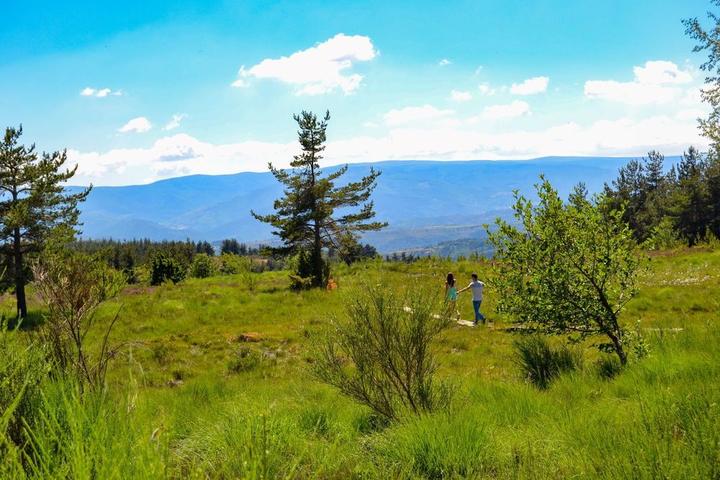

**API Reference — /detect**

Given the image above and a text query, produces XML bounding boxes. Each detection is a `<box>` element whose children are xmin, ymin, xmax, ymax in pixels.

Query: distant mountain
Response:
<box><xmin>73</xmin><ymin>157</ymin><xmax>665</xmax><ymax>252</ymax></box>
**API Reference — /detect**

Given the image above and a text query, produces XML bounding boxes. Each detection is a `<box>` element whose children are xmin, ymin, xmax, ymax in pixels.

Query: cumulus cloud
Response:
<box><xmin>232</xmin><ymin>33</ymin><xmax>377</xmax><ymax>95</ymax></box>
<box><xmin>383</xmin><ymin>105</ymin><xmax>455</xmax><ymax>126</ymax></box>
<box><xmin>163</xmin><ymin>113</ymin><xmax>188</xmax><ymax>131</ymax></box>
<box><xmin>81</xmin><ymin>87</ymin><xmax>122</xmax><ymax>97</ymax></box>
<box><xmin>510</xmin><ymin>76</ymin><xmax>549</xmax><ymax>95</ymax></box>
<box><xmin>67</xmin><ymin>134</ymin><xmax>296</xmax><ymax>185</ymax></box>
<box><xmin>68</xmin><ymin>111</ymin><xmax>707</xmax><ymax>186</ymax></box>
<box><xmin>118</xmin><ymin>117</ymin><xmax>152</xmax><ymax>133</ymax></box>
<box><xmin>477</xmin><ymin>83</ymin><xmax>496</xmax><ymax>96</ymax></box>
<box><xmin>480</xmin><ymin>100</ymin><xmax>531</xmax><ymax>120</ymax></box>
<box><xmin>584</xmin><ymin>60</ymin><xmax>694</xmax><ymax>105</ymax></box>
<box><xmin>450</xmin><ymin>90</ymin><xmax>472</xmax><ymax>102</ymax></box>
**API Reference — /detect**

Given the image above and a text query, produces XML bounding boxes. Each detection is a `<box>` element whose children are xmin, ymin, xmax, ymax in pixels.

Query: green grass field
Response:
<box><xmin>2</xmin><ymin>247</ymin><xmax>720</xmax><ymax>479</ymax></box>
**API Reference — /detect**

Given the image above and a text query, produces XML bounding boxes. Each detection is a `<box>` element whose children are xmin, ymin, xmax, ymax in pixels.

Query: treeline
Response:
<box><xmin>71</xmin><ymin>238</ymin><xmax>283</xmax><ymax>285</ymax></box>
<box><xmin>605</xmin><ymin>148</ymin><xmax>720</xmax><ymax>247</ymax></box>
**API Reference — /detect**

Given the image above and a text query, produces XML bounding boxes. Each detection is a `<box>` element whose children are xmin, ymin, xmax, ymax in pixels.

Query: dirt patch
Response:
<box><xmin>123</xmin><ymin>285</ymin><xmax>158</xmax><ymax>296</ymax></box>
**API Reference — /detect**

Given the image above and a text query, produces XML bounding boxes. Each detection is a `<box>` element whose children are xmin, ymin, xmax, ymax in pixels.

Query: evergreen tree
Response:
<box><xmin>0</xmin><ymin>126</ymin><xmax>90</xmax><ymax>318</ymax></box>
<box><xmin>252</xmin><ymin>111</ymin><xmax>386</xmax><ymax>287</ymax></box>
<box><xmin>195</xmin><ymin>240</ymin><xmax>215</xmax><ymax>256</ymax></box>
<box><xmin>220</xmin><ymin>238</ymin><xmax>241</xmax><ymax>255</ymax></box>
<box><xmin>673</xmin><ymin>147</ymin><xmax>710</xmax><ymax>245</ymax></box>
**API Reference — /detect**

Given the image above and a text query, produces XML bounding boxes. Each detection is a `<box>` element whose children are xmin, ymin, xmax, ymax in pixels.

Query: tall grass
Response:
<box><xmin>513</xmin><ymin>335</ymin><xmax>583</xmax><ymax>389</ymax></box>
<box><xmin>0</xmin><ymin>249</ymin><xmax>718</xmax><ymax>478</ymax></box>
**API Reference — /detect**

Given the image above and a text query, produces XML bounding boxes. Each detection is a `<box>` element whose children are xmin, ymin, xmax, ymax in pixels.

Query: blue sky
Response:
<box><xmin>0</xmin><ymin>0</ymin><xmax>713</xmax><ymax>185</ymax></box>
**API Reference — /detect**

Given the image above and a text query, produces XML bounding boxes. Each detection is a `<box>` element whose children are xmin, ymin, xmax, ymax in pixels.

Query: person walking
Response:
<box><xmin>445</xmin><ymin>273</ymin><xmax>461</xmax><ymax>321</ymax></box>
<box><xmin>458</xmin><ymin>273</ymin><xmax>486</xmax><ymax>325</ymax></box>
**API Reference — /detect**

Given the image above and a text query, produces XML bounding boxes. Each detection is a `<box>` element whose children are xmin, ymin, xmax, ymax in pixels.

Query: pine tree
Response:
<box><xmin>252</xmin><ymin>111</ymin><xmax>386</xmax><ymax>287</ymax></box>
<box><xmin>673</xmin><ymin>147</ymin><xmax>710</xmax><ymax>245</ymax></box>
<box><xmin>0</xmin><ymin>126</ymin><xmax>91</xmax><ymax>318</ymax></box>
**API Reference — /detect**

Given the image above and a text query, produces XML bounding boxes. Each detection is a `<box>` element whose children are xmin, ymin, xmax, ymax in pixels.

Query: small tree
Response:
<box><xmin>0</xmin><ymin>126</ymin><xmax>91</xmax><ymax>318</ymax></box>
<box><xmin>252</xmin><ymin>111</ymin><xmax>386</xmax><ymax>288</ymax></box>
<box><xmin>220</xmin><ymin>238</ymin><xmax>241</xmax><ymax>255</ymax></box>
<box><xmin>313</xmin><ymin>285</ymin><xmax>452</xmax><ymax>421</ymax></box>
<box><xmin>32</xmin><ymin>250</ymin><xmax>125</xmax><ymax>391</ymax></box>
<box><xmin>190</xmin><ymin>253</ymin><xmax>216</xmax><ymax>278</ymax></box>
<box><xmin>487</xmin><ymin>178</ymin><xmax>642</xmax><ymax>365</ymax></box>
<box><xmin>150</xmin><ymin>252</ymin><xmax>186</xmax><ymax>285</ymax></box>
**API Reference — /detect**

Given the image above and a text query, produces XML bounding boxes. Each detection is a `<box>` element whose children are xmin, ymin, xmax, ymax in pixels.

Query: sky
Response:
<box><xmin>0</xmin><ymin>0</ymin><xmax>714</xmax><ymax>185</ymax></box>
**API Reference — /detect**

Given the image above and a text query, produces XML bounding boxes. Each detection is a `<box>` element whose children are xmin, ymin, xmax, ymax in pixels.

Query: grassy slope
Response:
<box><xmin>5</xmin><ymin>248</ymin><xmax>720</xmax><ymax>479</ymax></box>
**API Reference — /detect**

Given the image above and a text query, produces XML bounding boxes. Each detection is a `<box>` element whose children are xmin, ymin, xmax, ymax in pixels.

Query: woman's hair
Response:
<box><xmin>446</xmin><ymin>272</ymin><xmax>455</xmax><ymax>287</ymax></box>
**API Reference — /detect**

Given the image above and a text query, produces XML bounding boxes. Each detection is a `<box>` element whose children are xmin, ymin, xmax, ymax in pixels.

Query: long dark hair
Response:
<box><xmin>446</xmin><ymin>272</ymin><xmax>455</xmax><ymax>287</ymax></box>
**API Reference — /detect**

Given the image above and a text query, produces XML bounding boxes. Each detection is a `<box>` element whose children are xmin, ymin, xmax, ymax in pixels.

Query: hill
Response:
<box><xmin>73</xmin><ymin>157</ymin><xmax>659</xmax><ymax>252</ymax></box>
<box><xmin>1</xmin><ymin>247</ymin><xmax>718</xmax><ymax>477</ymax></box>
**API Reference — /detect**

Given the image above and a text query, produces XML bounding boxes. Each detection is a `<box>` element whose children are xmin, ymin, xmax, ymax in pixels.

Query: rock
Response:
<box><xmin>237</xmin><ymin>332</ymin><xmax>262</xmax><ymax>342</ymax></box>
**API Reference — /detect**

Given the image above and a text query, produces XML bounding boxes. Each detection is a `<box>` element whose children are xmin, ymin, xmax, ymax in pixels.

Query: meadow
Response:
<box><xmin>2</xmin><ymin>247</ymin><xmax>719</xmax><ymax>479</ymax></box>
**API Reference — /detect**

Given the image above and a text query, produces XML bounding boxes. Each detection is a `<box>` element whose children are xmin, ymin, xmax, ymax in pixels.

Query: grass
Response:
<box><xmin>1</xmin><ymin>248</ymin><xmax>719</xmax><ymax>478</ymax></box>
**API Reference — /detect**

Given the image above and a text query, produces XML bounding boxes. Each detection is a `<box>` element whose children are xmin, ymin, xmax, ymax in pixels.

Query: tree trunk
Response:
<box><xmin>608</xmin><ymin>330</ymin><xmax>627</xmax><ymax>366</ymax></box>
<box><xmin>13</xmin><ymin>227</ymin><xmax>27</xmax><ymax>319</ymax></box>
<box><xmin>312</xmin><ymin>222</ymin><xmax>324</xmax><ymax>288</ymax></box>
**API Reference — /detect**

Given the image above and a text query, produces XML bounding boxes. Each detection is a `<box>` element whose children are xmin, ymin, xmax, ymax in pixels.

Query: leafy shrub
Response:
<box><xmin>190</xmin><ymin>253</ymin><xmax>216</xmax><ymax>278</ymax></box>
<box><xmin>313</xmin><ymin>285</ymin><xmax>452</xmax><ymax>421</ymax></box>
<box><xmin>289</xmin><ymin>249</ymin><xmax>329</xmax><ymax>290</ymax></box>
<box><xmin>514</xmin><ymin>336</ymin><xmax>583</xmax><ymax>389</ymax></box>
<box><xmin>217</xmin><ymin>253</ymin><xmax>243</xmax><ymax>275</ymax></box>
<box><xmin>33</xmin><ymin>250</ymin><xmax>126</xmax><ymax>391</ymax></box>
<box><xmin>150</xmin><ymin>252</ymin><xmax>186</xmax><ymax>285</ymax></box>
<box><xmin>644</xmin><ymin>217</ymin><xmax>682</xmax><ymax>251</ymax></box>
<box><xmin>227</xmin><ymin>346</ymin><xmax>261</xmax><ymax>373</ymax></box>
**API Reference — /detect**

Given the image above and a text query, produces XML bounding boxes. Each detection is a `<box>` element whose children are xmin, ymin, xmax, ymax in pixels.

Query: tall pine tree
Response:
<box><xmin>0</xmin><ymin>126</ymin><xmax>91</xmax><ymax>318</ymax></box>
<box><xmin>252</xmin><ymin>111</ymin><xmax>386</xmax><ymax>288</ymax></box>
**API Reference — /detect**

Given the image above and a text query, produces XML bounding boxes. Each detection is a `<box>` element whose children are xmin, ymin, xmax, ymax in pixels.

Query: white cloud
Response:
<box><xmin>383</xmin><ymin>105</ymin><xmax>455</xmax><ymax>126</ymax></box>
<box><xmin>477</xmin><ymin>83</ymin><xmax>496</xmax><ymax>96</ymax></box>
<box><xmin>634</xmin><ymin>60</ymin><xmax>693</xmax><ymax>85</ymax></box>
<box><xmin>80</xmin><ymin>87</ymin><xmax>122</xmax><ymax>97</ymax></box>
<box><xmin>232</xmin><ymin>33</ymin><xmax>377</xmax><ymax>95</ymax></box>
<box><xmin>118</xmin><ymin>117</ymin><xmax>152</xmax><ymax>133</ymax></box>
<box><xmin>450</xmin><ymin>90</ymin><xmax>472</xmax><ymax>102</ymax></box>
<box><xmin>480</xmin><ymin>100</ymin><xmax>531</xmax><ymax>120</ymax></box>
<box><xmin>584</xmin><ymin>60</ymin><xmax>694</xmax><ymax>105</ymax></box>
<box><xmin>510</xmin><ymin>76</ymin><xmax>549</xmax><ymax>95</ymax></box>
<box><xmin>163</xmin><ymin>113</ymin><xmax>188</xmax><ymax>131</ymax></box>
<box><xmin>438</xmin><ymin>58</ymin><xmax>452</xmax><ymax>66</ymax></box>
<box><xmin>67</xmin><ymin>110</ymin><xmax>708</xmax><ymax>186</ymax></box>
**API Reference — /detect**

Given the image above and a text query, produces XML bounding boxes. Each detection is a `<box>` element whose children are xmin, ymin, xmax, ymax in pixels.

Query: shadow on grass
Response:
<box><xmin>5</xmin><ymin>310</ymin><xmax>45</xmax><ymax>331</ymax></box>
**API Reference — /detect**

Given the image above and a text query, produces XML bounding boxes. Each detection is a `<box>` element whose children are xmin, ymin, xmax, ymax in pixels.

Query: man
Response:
<box><xmin>458</xmin><ymin>273</ymin><xmax>486</xmax><ymax>325</ymax></box>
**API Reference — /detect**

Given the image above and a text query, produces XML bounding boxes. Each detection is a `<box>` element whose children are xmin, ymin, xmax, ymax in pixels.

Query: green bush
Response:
<box><xmin>227</xmin><ymin>346</ymin><xmax>261</xmax><ymax>373</ymax></box>
<box><xmin>190</xmin><ymin>253</ymin><xmax>216</xmax><ymax>278</ymax></box>
<box><xmin>514</xmin><ymin>336</ymin><xmax>583</xmax><ymax>389</ymax></box>
<box><xmin>150</xmin><ymin>252</ymin><xmax>186</xmax><ymax>285</ymax></box>
<box><xmin>313</xmin><ymin>285</ymin><xmax>453</xmax><ymax>421</ymax></box>
<box><xmin>217</xmin><ymin>253</ymin><xmax>243</xmax><ymax>275</ymax></box>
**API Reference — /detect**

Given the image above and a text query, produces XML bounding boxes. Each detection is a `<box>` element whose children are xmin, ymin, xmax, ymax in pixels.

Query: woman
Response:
<box><xmin>445</xmin><ymin>272</ymin><xmax>460</xmax><ymax>321</ymax></box>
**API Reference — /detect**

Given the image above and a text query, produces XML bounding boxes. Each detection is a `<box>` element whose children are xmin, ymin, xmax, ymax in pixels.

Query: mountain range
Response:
<box><xmin>73</xmin><ymin>156</ymin><xmax>663</xmax><ymax>253</ymax></box>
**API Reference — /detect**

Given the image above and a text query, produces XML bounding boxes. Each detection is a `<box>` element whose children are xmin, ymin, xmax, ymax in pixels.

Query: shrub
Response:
<box><xmin>227</xmin><ymin>346</ymin><xmax>261</xmax><ymax>373</ymax></box>
<box><xmin>33</xmin><ymin>250</ymin><xmax>126</xmax><ymax>391</ymax></box>
<box><xmin>150</xmin><ymin>252</ymin><xmax>186</xmax><ymax>285</ymax></box>
<box><xmin>313</xmin><ymin>285</ymin><xmax>453</xmax><ymax>421</ymax></box>
<box><xmin>644</xmin><ymin>217</ymin><xmax>683</xmax><ymax>251</ymax></box>
<box><xmin>514</xmin><ymin>336</ymin><xmax>583</xmax><ymax>389</ymax></box>
<box><xmin>217</xmin><ymin>253</ymin><xmax>243</xmax><ymax>275</ymax></box>
<box><xmin>190</xmin><ymin>253</ymin><xmax>215</xmax><ymax>278</ymax></box>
